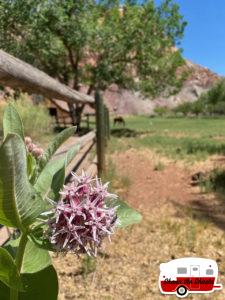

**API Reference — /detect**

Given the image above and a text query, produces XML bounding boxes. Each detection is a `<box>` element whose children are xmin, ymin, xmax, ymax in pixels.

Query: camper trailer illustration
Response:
<box><xmin>159</xmin><ymin>257</ymin><xmax>222</xmax><ymax>298</ymax></box>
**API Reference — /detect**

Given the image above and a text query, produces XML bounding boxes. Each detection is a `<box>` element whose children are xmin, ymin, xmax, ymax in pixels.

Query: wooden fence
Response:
<box><xmin>0</xmin><ymin>50</ymin><xmax>110</xmax><ymax>245</ymax></box>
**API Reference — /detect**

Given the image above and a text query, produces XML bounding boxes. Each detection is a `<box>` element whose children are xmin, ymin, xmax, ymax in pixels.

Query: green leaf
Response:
<box><xmin>20</xmin><ymin>265</ymin><xmax>58</xmax><ymax>300</ymax></box>
<box><xmin>0</xmin><ymin>134</ymin><xmax>45</xmax><ymax>229</ymax></box>
<box><xmin>22</xmin><ymin>240</ymin><xmax>51</xmax><ymax>274</ymax></box>
<box><xmin>0</xmin><ymin>247</ymin><xmax>23</xmax><ymax>290</ymax></box>
<box><xmin>115</xmin><ymin>199</ymin><xmax>142</xmax><ymax>228</ymax></box>
<box><xmin>39</xmin><ymin>126</ymin><xmax>76</xmax><ymax>171</ymax></box>
<box><xmin>4</xmin><ymin>238</ymin><xmax>51</xmax><ymax>274</ymax></box>
<box><xmin>0</xmin><ymin>280</ymin><xmax>9</xmax><ymax>300</ymax></box>
<box><xmin>27</xmin><ymin>154</ymin><xmax>36</xmax><ymax>179</ymax></box>
<box><xmin>0</xmin><ymin>265</ymin><xmax>58</xmax><ymax>300</ymax></box>
<box><xmin>35</xmin><ymin>144</ymin><xmax>80</xmax><ymax>199</ymax></box>
<box><xmin>3</xmin><ymin>104</ymin><xmax>24</xmax><ymax>140</ymax></box>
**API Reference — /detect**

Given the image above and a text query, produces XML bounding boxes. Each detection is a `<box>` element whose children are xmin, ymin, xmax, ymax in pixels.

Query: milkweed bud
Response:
<box><xmin>32</xmin><ymin>147</ymin><xmax>44</xmax><ymax>158</ymax></box>
<box><xmin>25</xmin><ymin>136</ymin><xmax>32</xmax><ymax>145</ymax></box>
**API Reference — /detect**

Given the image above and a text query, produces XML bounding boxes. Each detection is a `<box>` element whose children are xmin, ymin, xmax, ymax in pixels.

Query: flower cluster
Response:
<box><xmin>48</xmin><ymin>171</ymin><xmax>119</xmax><ymax>256</ymax></box>
<box><xmin>25</xmin><ymin>136</ymin><xmax>44</xmax><ymax>159</ymax></box>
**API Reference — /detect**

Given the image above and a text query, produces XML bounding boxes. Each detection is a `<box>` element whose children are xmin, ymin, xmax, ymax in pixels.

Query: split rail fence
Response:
<box><xmin>0</xmin><ymin>50</ymin><xmax>110</xmax><ymax>245</ymax></box>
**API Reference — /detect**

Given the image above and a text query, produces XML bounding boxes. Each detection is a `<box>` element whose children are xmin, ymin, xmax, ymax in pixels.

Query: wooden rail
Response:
<box><xmin>0</xmin><ymin>50</ymin><xmax>94</xmax><ymax>105</ymax></box>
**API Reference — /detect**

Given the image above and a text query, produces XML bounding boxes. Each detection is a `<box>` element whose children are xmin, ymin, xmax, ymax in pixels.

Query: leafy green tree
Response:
<box><xmin>0</xmin><ymin>0</ymin><xmax>187</xmax><ymax>124</ymax></box>
<box><xmin>199</xmin><ymin>79</ymin><xmax>225</xmax><ymax>106</ymax></box>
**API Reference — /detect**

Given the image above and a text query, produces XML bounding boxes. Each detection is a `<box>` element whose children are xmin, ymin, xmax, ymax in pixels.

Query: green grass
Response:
<box><xmin>0</xmin><ymin>94</ymin><xmax>55</xmax><ymax>146</ymax></box>
<box><xmin>121</xmin><ymin>115</ymin><xmax>225</xmax><ymax>137</ymax></box>
<box><xmin>110</xmin><ymin>116</ymin><xmax>225</xmax><ymax>161</ymax></box>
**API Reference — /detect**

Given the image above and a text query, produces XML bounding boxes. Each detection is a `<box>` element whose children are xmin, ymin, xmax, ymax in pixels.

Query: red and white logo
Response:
<box><xmin>159</xmin><ymin>257</ymin><xmax>222</xmax><ymax>298</ymax></box>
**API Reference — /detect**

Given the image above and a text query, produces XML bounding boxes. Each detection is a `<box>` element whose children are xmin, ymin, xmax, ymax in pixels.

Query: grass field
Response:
<box><xmin>110</xmin><ymin>116</ymin><xmax>225</xmax><ymax>161</ymax></box>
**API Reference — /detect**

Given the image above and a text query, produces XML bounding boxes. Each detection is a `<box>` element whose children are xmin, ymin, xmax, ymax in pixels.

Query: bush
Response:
<box><xmin>201</xmin><ymin>168</ymin><xmax>225</xmax><ymax>195</ymax></box>
<box><xmin>212</xmin><ymin>101</ymin><xmax>225</xmax><ymax>115</ymax></box>
<box><xmin>0</xmin><ymin>94</ymin><xmax>54</xmax><ymax>144</ymax></box>
<box><xmin>190</xmin><ymin>100</ymin><xmax>205</xmax><ymax>115</ymax></box>
<box><xmin>202</xmin><ymin>79</ymin><xmax>225</xmax><ymax>105</ymax></box>
<box><xmin>154</xmin><ymin>106</ymin><xmax>170</xmax><ymax>116</ymax></box>
<box><xmin>173</xmin><ymin>102</ymin><xmax>193</xmax><ymax>116</ymax></box>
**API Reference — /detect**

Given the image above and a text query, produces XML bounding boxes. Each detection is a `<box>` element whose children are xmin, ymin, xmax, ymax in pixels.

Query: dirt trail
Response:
<box><xmin>114</xmin><ymin>148</ymin><xmax>194</xmax><ymax>209</ymax></box>
<box><xmin>55</xmin><ymin>149</ymin><xmax>225</xmax><ymax>300</ymax></box>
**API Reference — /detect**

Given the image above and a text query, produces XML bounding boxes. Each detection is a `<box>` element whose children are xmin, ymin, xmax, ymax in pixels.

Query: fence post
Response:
<box><xmin>95</xmin><ymin>90</ymin><xmax>105</xmax><ymax>176</ymax></box>
<box><xmin>103</xmin><ymin>105</ymin><xmax>108</xmax><ymax>147</ymax></box>
<box><xmin>106</xmin><ymin>106</ymin><xmax>110</xmax><ymax>140</ymax></box>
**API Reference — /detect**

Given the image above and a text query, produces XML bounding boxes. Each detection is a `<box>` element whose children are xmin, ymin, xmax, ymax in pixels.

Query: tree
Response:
<box><xmin>0</xmin><ymin>0</ymin><xmax>187</xmax><ymax>125</ymax></box>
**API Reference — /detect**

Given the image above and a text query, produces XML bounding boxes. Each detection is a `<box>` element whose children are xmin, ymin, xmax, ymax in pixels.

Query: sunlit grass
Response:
<box><xmin>110</xmin><ymin>116</ymin><xmax>225</xmax><ymax>161</ymax></box>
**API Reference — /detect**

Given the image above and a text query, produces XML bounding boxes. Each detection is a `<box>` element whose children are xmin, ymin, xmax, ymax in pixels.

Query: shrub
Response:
<box><xmin>173</xmin><ymin>102</ymin><xmax>193</xmax><ymax>116</ymax></box>
<box><xmin>212</xmin><ymin>101</ymin><xmax>225</xmax><ymax>115</ymax></box>
<box><xmin>154</xmin><ymin>106</ymin><xmax>170</xmax><ymax>116</ymax></box>
<box><xmin>202</xmin><ymin>168</ymin><xmax>225</xmax><ymax>194</ymax></box>
<box><xmin>201</xmin><ymin>79</ymin><xmax>225</xmax><ymax>106</ymax></box>
<box><xmin>0</xmin><ymin>94</ymin><xmax>54</xmax><ymax>143</ymax></box>
<box><xmin>190</xmin><ymin>100</ymin><xmax>205</xmax><ymax>115</ymax></box>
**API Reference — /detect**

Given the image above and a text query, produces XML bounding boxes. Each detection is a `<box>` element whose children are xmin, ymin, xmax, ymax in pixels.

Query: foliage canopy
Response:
<box><xmin>0</xmin><ymin>0</ymin><xmax>186</xmax><ymax>96</ymax></box>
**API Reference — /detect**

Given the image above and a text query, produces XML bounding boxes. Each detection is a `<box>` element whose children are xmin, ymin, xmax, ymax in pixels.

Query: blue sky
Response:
<box><xmin>157</xmin><ymin>0</ymin><xmax>225</xmax><ymax>76</ymax></box>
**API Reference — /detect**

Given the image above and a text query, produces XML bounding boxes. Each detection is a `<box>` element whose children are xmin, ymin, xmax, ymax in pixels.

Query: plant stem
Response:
<box><xmin>10</xmin><ymin>231</ymin><xmax>28</xmax><ymax>300</ymax></box>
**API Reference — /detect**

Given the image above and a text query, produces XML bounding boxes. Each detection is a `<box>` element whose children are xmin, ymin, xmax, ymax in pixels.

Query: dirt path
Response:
<box><xmin>54</xmin><ymin>149</ymin><xmax>225</xmax><ymax>300</ymax></box>
<box><xmin>114</xmin><ymin>148</ymin><xmax>194</xmax><ymax>209</ymax></box>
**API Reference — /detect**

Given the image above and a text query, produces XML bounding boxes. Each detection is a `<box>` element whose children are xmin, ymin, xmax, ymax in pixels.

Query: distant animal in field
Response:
<box><xmin>113</xmin><ymin>116</ymin><xmax>125</xmax><ymax>127</ymax></box>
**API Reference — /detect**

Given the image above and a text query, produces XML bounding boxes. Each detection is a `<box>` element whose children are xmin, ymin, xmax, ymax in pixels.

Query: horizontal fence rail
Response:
<box><xmin>0</xmin><ymin>50</ymin><xmax>94</xmax><ymax>105</ymax></box>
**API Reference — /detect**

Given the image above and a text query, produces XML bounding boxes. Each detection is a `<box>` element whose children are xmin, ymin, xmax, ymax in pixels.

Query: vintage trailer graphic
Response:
<box><xmin>159</xmin><ymin>257</ymin><xmax>222</xmax><ymax>298</ymax></box>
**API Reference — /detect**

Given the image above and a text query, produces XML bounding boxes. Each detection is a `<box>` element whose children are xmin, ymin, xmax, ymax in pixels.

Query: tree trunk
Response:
<box><xmin>68</xmin><ymin>103</ymin><xmax>85</xmax><ymax>132</ymax></box>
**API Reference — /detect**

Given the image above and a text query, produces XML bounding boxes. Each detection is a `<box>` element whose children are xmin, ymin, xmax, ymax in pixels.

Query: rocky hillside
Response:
<box><xmin>103</xmin><ymin>60</ymin><xmax>221</xmax><ymax>115</ymax></box>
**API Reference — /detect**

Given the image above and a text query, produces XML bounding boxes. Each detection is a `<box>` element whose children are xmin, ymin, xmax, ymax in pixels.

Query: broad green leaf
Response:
<box><xmin>3</xmin><ymin>237</ymin><xmax>20</xmax><ymax>259</ymax></box>
<box><xmin>115</xmin><ymin>199</ymin><xmax>142</xmax><ymax>228</ymax></box>
<box><xmin>3</xmin><ymin>104</ymin><xmax>24</xmax><ymax>140</ymax></box>
<box><xmin>39</xmin><ymin>126</ymin><xmax>76</xmax><ymax>171</ymax></box>
<box><xmin>35</xmin><ymin>144</ymin><xmax>80</xmax><ymax>199</ymax></box>
<box><xmin>0</xmin><ymin>134</ymin><xmax>45</xmax><ymax>229</ymax></box>
<box><xmin>4</xmin><ymin>238</ymin><xmax>51</xmax><ymax>273</ymax></box>
<box><xmin>20</xmin><ymin>265</ymin><xmax>58</xmax><ymax>300</ymax></box>
<box><xmin>0</xmin><ymin>247</ymin><xmax>23</xmax><ymax>290</ymax></box>
<box><xmin>0</xmin><ymin>265</ymin><xmax>58</xmax><ymax>300</ymax></box>
<box><xmin>22</xmin><ymin>240</ymin><xmax>51</xmax><ymax>273</ymax></box>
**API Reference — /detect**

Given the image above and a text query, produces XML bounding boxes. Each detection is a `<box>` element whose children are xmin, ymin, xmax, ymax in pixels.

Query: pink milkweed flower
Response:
<box><xmin>48</xmin><ymin>171</ymin><xmax>119</xmax><ymax>256</ymax></box>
